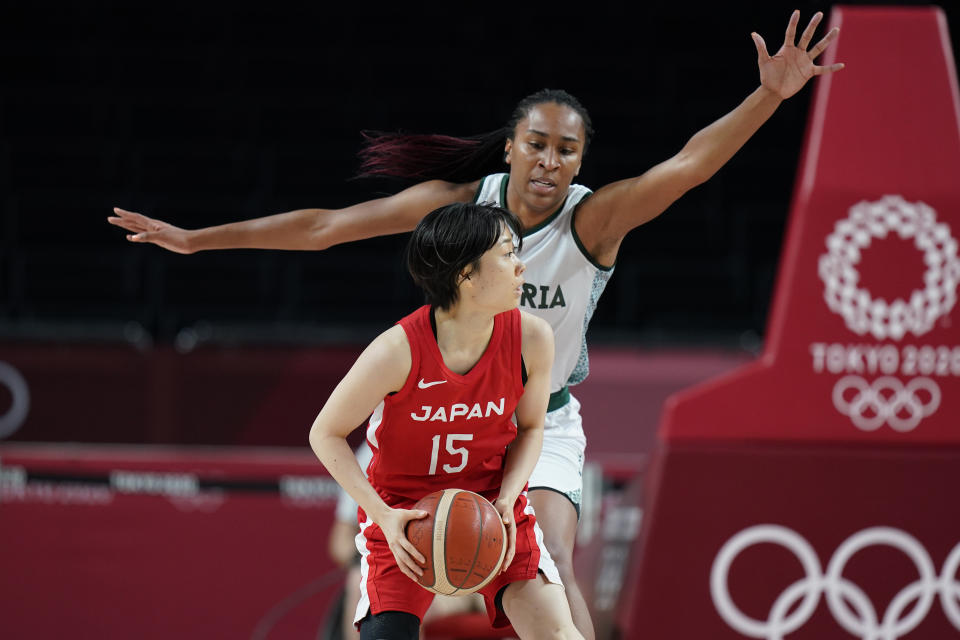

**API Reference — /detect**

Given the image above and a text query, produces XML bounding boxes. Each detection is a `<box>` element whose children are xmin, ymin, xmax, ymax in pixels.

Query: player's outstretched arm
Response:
<box><xmin>108</xmin><ymin>179</ymin><xmax>478</xmax><ymax>254</ymax></box>
<box><xmin>494</xmin><ymin>312</ymin><xmax>554</xmax><ymax>572</ymax></box>
<box><xmin>308</xmin><ymin>325</ymin><xmax>427</xmax><ymax>582</ymax></box>
<box><xmin>576</xmin><ymin>11</ymin><xmax>844</xmax><ymax>265</ymax></box>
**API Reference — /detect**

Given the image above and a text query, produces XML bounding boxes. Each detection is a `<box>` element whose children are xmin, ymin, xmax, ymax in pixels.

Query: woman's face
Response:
<box><xmin>504</xmin><ymin>102</ymin><xmax>585</xmax><ymax>218</ymax></box>
<box><xmin>461</xmin><ymin>225</ymin><xmax>525</xmax><ymax>313</ymax></box>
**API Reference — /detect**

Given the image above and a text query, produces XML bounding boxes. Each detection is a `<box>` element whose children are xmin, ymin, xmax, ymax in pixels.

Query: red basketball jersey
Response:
<box><xmin>365</xmin><ymin>305</ymin><xmax>524</xmax><ymax>505</ymax></box>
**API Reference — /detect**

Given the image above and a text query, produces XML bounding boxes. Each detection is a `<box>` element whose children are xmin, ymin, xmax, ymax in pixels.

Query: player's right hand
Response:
<box><xmin>492</xmin><ymin>496</ymin><xmax>517</xmax><ymax>574</ymax></box>
<box><xmin>381</xmin><ymin>507</ymin><xmax>428</xmax><ymax>582</ymax></box>
<box><xmin>108</xmin><ymin>207</ymin><xmax>194</xmax><ymax>254</ymax></box>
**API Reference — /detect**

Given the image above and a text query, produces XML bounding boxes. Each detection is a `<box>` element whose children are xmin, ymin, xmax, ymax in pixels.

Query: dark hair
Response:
<box><xmin>406</xmin><ymin>202</ymin><xmax>523</xmax><ymax>310</ymax></box>
<box><xmin>505</xmin><ymin>89</ymin><xmax>594</xmax><ymax>150</ymax></box>
<box><xmin>357</xmin><ymin>89</ymin><xmax>594</xmax><ymax>183</ymax></box>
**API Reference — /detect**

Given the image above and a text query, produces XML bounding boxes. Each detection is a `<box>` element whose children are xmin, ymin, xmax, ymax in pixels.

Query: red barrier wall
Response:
<box><xmin>0</xmin><ymin>342</ymin><xmax>748</xmax><ymax>454</ymax></box>
<box><xmin>0</xmin><ymin>343</ymin><xmax>361</xmax><ymax>446</ymax></box>
<box><xmin>0</xmin><ymin>444</ymin><xmax>343</xmax><ymax>639</ymax></box>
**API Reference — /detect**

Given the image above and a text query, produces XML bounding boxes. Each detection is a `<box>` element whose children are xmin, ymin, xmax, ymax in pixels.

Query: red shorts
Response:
<box><xmin>355</xmin><ymin>491</ymin><xmax>560</xmax><ymax>628</ymax></box>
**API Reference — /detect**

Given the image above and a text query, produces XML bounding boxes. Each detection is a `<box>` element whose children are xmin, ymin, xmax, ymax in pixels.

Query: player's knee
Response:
<box><xmin>358</xmin><ymin>610</ymin><xmax>420</xmax><ymax>640</ymax></box>
<box><xmin>554</xmin><ymin>556</ymin><xmax>577</xmax><ymax>585</ymax></box>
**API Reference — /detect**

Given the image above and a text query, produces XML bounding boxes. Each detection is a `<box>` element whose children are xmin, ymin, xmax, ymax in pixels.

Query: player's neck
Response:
<box><xmin>504</xmin><ymin>179</ymin><xmax>565</xmax><ymax>227</ymax></box>
<box><xmin>433</xmin><ymin>306</ymin><xmax>495</xmax><ymax>375</ymax></box>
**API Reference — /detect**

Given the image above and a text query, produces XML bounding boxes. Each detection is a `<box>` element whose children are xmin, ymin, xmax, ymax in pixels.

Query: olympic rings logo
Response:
<box><xmin>818</xmin><ymin>195</ymin><xmax>960</xmax><ymax>341</ymax></box>
<box><xmin>0</xmin><ymin>361</ymin><xmax>30</xmax><ymax>439</ymax></box>
<box><xmin>832</xmin><ymin>375</ymin><xmax>940</xmax><ymax>432</ymax></box>
<box><xmin>711</xmin><ymin>524</ymin><xmax>960</xmax><ymax>640</ymax></box>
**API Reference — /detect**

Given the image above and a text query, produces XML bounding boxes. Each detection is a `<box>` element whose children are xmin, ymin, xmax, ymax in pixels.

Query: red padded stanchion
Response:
<box><xmin>620</xmin><ymin>7</ymin><xmax>960</xmax><ymax>639</ymax></box>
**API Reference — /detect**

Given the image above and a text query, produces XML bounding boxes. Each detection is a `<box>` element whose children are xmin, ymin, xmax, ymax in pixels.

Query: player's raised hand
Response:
<box><xmin>492</xmin><ymin>496</ymin><xmax>517</xmax><ymax>574</ymax></box>
<box><xmin>108</xmin><ymin>207</ymin><xmax>194</xmax><ymax>254</ymax></box>
<box><xmin>752</xmin><ymin>10</ymin><xmax>844</xmax><ymax>100</ymax></box>
<box><xmin>382</xmin><ymin>507</ymin><xmax>428</xmax><ymax>582</ymax></box>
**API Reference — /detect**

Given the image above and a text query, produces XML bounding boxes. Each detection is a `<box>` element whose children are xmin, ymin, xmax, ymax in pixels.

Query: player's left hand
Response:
<box><xmin>492</xmin><ymin>496</ymin><xmax>517</xmax><ymax>574</ymax></box>
<box><xmin>108</xmin><ymin>207</ymin><xmax>196</xmax><ymax>254</ymax></box>
<box><xmin>753</xmin><ymin>10</ymin><xmax>844</xmax><ymax>100</ymax></box>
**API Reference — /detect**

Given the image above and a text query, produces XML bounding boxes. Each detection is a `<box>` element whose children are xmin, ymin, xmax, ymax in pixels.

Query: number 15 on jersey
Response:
<box><xmin>428</xmin><ymin>434</ymin><xmax>474</xmax><ymax>474</ymax></box>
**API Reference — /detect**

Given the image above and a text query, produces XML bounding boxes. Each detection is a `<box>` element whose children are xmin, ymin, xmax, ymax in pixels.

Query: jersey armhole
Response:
<box><xmin>392</xmin><ymin>321</ymin><xmax>421</xmax><ymax>399</ymax></box>
<box><xmin>570</xmin><ymin>191</ymin><xmax>616</xmax><ymax>271</ymax></box>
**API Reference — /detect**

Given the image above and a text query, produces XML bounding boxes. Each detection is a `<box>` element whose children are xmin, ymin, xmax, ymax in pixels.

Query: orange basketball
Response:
<box><xmin>404</xmin><ymin>488</ymin><xmax>507</xmax><ymax>596</ymax></box>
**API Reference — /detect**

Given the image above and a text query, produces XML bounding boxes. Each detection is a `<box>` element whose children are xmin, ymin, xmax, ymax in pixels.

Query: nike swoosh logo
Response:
<box><xmin>418</xmin><ymin>379</ymin><xmax>447</xmax><ymax>389</ymax></box>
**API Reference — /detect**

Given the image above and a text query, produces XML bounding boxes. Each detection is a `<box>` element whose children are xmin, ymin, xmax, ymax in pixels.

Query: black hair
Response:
<box><xmin>505</xmin><ymin>88</ymin><xmax>594</xmax><ymax>150</ymax></box>
<box><xmin>406</xmin><ymin>202</ymin><xmax>523</xmax><ymax>310</ymax></box>
<box><xmin>357</xmin><ymin>88</ymin><xmax>594</xmax><ymax>182</ymax></box>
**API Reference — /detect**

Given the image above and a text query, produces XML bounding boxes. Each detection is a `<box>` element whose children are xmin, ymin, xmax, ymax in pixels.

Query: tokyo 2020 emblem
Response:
<box><xmin>818</xmin><ymin>195</ymin><xmax>959</xmax><ymax>341</ymax></box>
<box><xmin>816</xmin><ymin>196</ymin><xmax>960</xmax><ymax>432</ymax></box>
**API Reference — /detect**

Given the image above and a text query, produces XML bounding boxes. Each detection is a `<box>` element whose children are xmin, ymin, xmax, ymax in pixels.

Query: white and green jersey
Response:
<box><xmin>474</xmin><ymin>173</ymin><xmax>614</xmax><ymax>405</ymax></box>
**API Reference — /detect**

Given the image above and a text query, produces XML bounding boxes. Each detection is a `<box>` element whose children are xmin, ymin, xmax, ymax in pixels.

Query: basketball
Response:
<box><xmin>404</xmin><ymin>488</ymin><xmax>507</xmax><ymax>596</ymax></box>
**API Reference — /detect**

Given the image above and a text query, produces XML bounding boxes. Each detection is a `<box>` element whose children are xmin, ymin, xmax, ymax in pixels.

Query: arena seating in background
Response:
<box><xmin>0</xmin><ymin>4</ymin><xmax>832</xmax><ymax>346</ymax></box>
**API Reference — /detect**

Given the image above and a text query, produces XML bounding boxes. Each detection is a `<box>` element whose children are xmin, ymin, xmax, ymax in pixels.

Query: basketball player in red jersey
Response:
<box><xmin>309</xmin><ymin>203</ymin><xmax>581</xmax><ymax>640</ymax></box>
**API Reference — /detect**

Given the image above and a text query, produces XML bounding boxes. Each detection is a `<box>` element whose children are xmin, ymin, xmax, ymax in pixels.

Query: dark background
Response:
<box><xmin>2</xmin><ymin>0</ymin><xmax>957</xmax><ymax>350</ymax></box>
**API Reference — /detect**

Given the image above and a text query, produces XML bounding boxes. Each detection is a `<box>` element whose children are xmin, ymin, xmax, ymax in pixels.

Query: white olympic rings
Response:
<box><xmin>0</xmin><ymin>361</ymin><xmax>30</xmax><ymax>439</ymax></box>
<box><xmin>711</xmin><ymin>524</ymin><xmax>960</xmax><ymax>640</ymax></box>
<box><xmin>818</xmin><ymin>195</ymin><xmax>960</xmax><ymax>341</ymax></box>
<box><xmin>832</xmin><ymin>375</ymin><xmax>940</xmax><ymax>432</ymax></box>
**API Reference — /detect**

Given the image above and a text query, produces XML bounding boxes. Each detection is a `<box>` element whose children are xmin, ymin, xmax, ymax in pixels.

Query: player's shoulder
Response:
<box><xmin>519</xmin><ymin>310</ymin><xmax>553</xmax><ymax>349</ymax></box>
<box><xmin>363</xmin><ymin>324</ymin><xmax>412</xmax><ymax>368</ymax></box>
<box><xmin>569</xmin><ymin>181</ymin><xmax>594</xmax><ymax>199</ymax></box>
<box><xmin>422</xmin><ymin>178</ymin><xmax>482</xmax><ymax>200</ymax></box>
<box><xmin>470</xmin><ymin>174</ymin><xmax>506</xmax><ymax>202</ymax></box>
<box><xmin>371</xmin><ymin>323</ymin><xmax>411</xmax><ymax>353</ymax></box>
<box><xmin>356</xmin><ymin>324</ymin><xmax>414</xmax><ymax>394</ymax></box>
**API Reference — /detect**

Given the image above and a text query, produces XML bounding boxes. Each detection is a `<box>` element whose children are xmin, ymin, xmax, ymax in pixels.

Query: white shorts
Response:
<box><xmin>527</xmin><ymin>392</ymin><xmax>586</xmax><ymax>511</ymax></box>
